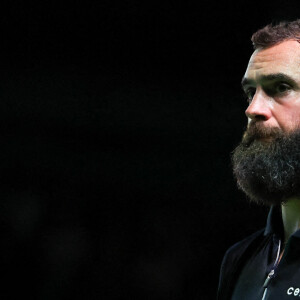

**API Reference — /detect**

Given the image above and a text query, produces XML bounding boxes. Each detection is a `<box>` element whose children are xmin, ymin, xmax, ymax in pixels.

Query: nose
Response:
<box><xmin>245</xmin><ymin>91</ymin><xmax>272</xmax><ymax>122</ymax></box>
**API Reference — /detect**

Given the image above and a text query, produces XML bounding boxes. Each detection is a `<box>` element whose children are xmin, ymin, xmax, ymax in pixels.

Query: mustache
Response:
<box><xmin>242</xmin><ymin>122</ymin><xmax>284</xmax><ymax>146</ymax></box>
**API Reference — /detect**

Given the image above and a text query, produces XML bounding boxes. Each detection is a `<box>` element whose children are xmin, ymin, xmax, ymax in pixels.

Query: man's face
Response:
<box><xmin>232</xmin><ymin>40</ymin><xmax>300</xmax><ymax>205</ymax></box>
<box><xmin>242</xmin><ymin>40</ymin><xmax>300</xmax><ymax>133</ymax></box>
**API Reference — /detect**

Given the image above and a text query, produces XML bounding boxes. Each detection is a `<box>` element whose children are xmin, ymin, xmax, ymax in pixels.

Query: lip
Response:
<box><xmin>257</xmin><ymin>136</ymin><xmax>273</xmax><ymax>142</ymax></box>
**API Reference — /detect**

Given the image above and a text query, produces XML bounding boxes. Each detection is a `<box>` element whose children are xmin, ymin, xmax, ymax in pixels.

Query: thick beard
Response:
<box><xmin>232</xmin><ymin>123</ymin><xmax>300</xmax><ymax>206</ymax></box>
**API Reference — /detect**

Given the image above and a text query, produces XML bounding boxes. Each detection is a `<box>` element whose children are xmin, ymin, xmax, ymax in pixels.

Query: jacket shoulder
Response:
<box><xmin>217</xmin><ymin>228</ymin><xmax>266</xmax><ymax>300</ymax></box>
<box><xmin>224</xmin><ymin>228</ymin><xmax>266</xmax><ymax>263</ymax></box>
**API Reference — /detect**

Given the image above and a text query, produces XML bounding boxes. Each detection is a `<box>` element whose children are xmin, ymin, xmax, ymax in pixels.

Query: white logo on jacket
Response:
<box><xmin>287</xmin><ymin>287</ymin><xmax>300</xmax><ymax>296</ymax></box>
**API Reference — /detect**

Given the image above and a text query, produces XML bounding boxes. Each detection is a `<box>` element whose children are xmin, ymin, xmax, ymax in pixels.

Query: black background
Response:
<box><xmin>0</xmin><ymin>1</ymin><xmax>299</xmax><ymax>299</ymax></box>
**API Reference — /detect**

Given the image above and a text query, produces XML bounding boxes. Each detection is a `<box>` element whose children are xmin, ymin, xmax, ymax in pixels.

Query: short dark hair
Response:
<box><xmin>251</xmin><ymin>19</ymin><xmax>300</xmax><ymax>50</ymax></box>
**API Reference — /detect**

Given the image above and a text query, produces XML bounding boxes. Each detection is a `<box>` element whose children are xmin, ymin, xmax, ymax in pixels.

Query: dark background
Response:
<box><xmin>0</xmin><ymin>1</ymin><xmax>299</xmax><ymax>299</ymax></box>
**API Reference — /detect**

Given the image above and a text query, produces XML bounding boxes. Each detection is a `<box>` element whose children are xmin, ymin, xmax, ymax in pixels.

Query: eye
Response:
<box><xmin>244</xmin><ymin>87</ymin><xmax>256</xmax><ymax>103</ymax></box>
<box><xmin>275</xmin><ymin>82</ymin><xmax>291</xmax><ymax>94</ymax></box>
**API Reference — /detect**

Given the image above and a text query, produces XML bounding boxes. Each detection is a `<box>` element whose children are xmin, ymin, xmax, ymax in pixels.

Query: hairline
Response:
<box><xmin>254</xmin><ymin>38</ymin><xmax>300</xmax><ymax>50</ymax></box>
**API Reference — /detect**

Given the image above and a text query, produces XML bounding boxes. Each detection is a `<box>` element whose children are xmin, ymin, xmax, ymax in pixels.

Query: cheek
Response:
<box><xmin>273</xmin><ymin>94</ymin><xmax>300</xmax><ymax>128</ymax></box>
<box><xmin>278</xmin><ymin>106</ymin><xmax>300</xmax><ymax>130</ymax></box>
<box><xmin>291</xmin><ymin>109</ymin><xmax>300</xmax><ymax>129</ymax></box>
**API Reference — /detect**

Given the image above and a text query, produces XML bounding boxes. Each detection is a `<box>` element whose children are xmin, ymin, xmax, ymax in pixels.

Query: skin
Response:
<box><xmin>241</xmin><ymin>40</ymin><xmax>300</xmax><ymax>257</ymax></box>
<box><xmin>242</xmin><ymin>40</ymin><xmax>300</xmax><ymax>131</ymax></box>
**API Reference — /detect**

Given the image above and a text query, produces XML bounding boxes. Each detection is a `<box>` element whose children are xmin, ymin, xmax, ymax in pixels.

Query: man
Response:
<box><xmin>218</xmin><ymin>20</ymin><xmax>300</xmax><ymax>300</ymax></box>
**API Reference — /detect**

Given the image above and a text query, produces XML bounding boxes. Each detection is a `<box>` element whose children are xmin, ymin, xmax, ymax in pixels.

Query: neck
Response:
<box><xmin>281</xmin><ymin>198</ymin><xmax>300</xmax><ymax>244</ymax></box>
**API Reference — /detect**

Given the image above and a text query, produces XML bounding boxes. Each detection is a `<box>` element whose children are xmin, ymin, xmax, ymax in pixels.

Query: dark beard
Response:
<box><xmin>232</xmin><ymin>123</ymin><xmax>300</xmax><ymax>206</ymax></box>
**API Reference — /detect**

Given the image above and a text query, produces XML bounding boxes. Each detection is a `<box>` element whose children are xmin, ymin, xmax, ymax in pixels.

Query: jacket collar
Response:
<box><xmin>264</xmin><ymin>204</ymin><xmax>300</xmax><ymax>240</ymax></box>
<box><xmin>264</xmin><ymin>205</ymin><xmax>283</xmax><ymax>238</ymax></box>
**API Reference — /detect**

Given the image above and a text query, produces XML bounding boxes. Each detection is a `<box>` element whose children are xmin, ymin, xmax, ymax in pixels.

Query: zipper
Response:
<box><xmin>262</xmin><ymin>270</ymin><xmax>275</xmax><ymax>300</ymax></box>
<box><xmin>261</xmin><ymin>239</ymin><xmax>281</xmax><ymax>300</ymax></box>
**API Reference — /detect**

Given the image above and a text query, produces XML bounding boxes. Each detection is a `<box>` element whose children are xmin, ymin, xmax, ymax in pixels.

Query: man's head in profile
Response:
<box><xmin>232</xmin><ymin>21</ymin><xmax>300</xmax><ymax>206</ymax></box>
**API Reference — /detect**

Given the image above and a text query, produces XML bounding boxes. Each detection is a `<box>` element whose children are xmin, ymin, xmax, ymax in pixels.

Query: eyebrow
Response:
<box><xmin>241</xmin><ymin>73</ymin><xmax>299</xmax><ymax>90</ymax></box>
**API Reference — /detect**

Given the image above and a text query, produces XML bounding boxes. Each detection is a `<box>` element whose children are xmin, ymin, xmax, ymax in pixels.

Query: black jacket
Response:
<box><xmin>217</xmin><ymin>206</ymin><xmax>300</xmax><ymax>300</ymax></box>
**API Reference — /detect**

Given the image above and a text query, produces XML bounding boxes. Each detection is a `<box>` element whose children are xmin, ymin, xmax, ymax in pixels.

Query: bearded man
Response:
<box><xmin>217</xmin><ymin>20</ymin><xmax>300</xmax><ymax>300</ymax></box>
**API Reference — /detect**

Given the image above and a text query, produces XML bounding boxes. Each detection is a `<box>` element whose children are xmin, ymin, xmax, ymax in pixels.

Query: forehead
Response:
<box><xmin>244</xmin><ymin>40</ymin><xmax>300</xmax><ymax>81</ymax></box>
